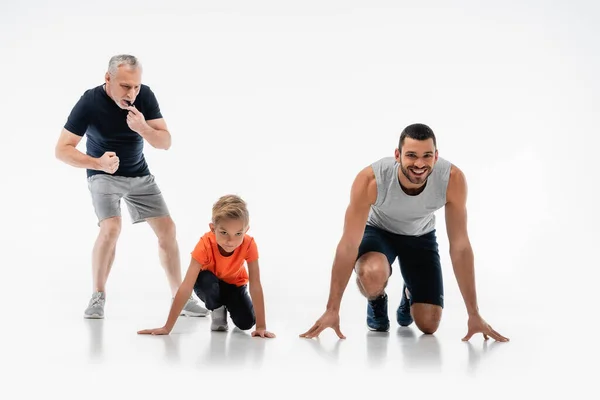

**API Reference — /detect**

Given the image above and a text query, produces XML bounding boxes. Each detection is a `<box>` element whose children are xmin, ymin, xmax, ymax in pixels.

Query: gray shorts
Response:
<box><xmin>87</xmin><ymin>174</ymin><xmax>170</xmax><ymax>224</ymax></box>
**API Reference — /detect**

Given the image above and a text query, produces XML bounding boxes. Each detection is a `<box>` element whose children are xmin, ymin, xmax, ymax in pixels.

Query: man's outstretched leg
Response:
<box><xmin>125</xmin><ymin>175</ymin><xmax>208</xmax><ymax>317</ymax></box>
<box><xmin>85</xmin><ymin>216</ymin><xmax>121</xmax><ymax>319</ymax></box>
<box><xmin>147</xmin><ymin>215</ymin><xmax>208</xmax><ymax>317</ymax></box>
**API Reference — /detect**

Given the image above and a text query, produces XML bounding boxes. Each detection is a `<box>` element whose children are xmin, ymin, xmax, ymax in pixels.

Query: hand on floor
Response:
<box><xmin>251</xmin><ymin>328</ymin><xmax>276</xmax><ymax>338</ymax></box>
<box><xmin>462</xmin><ymin>314</ymin><xmax>509</xmax><ymax>342</ymax></box>
<box><xmin>137</xmin><ymin>326</ymin><xmax>171</xmax><ymax>335</ymax></box>
<box><xmin>299</xmin><ymin>310</ymin><xmax>346</xmax><ymax>339</ymax></box>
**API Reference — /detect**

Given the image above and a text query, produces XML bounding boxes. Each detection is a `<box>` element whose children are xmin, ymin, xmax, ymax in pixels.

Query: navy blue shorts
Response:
<box><xmin>357</xmin><ymin>224</ymin><xmax>444</xmax><ymax>308</ymax></box>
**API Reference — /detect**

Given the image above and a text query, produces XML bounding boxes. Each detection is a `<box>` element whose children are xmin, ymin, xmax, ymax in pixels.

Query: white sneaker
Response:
<box><xmin>84</xmin><ymin>292</ymin><xmax>105</xmax><ymax>319</ymax></box>
<box><xmin>210</xmin><ymin>306</ymin><xmax>228</xmax><ymax>331</ymax></box>
<box><xmin>179</xmin><ymin>296</ymin><xmax>209</xmax><ymax>317</ymax></box>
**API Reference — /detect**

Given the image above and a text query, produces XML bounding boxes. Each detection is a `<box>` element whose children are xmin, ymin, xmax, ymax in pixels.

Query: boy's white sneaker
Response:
<box><xmin>210</xmin><ymin>306</ymin><xmax>228</xmax><ymax>331</ymax></box>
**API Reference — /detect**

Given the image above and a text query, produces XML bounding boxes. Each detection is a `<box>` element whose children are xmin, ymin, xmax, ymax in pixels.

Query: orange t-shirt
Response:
<box><xmin>190</xmin><ymin>231</ymin><xmax>259</xmax><ymax>286</ymax></box>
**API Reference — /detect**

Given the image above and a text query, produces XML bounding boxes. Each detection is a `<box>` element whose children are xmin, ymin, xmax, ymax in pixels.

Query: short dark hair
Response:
<box><xmin>398</xmin><ymin>123</ymin><xmax>437</xmax><ymax>151</ymax></box>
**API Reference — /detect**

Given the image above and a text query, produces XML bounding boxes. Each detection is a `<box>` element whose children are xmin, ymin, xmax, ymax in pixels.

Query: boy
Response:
<box><xmin>138</xmin><ymin>195</ymin><xmax>275</xmax><ymax>338</ymax></box>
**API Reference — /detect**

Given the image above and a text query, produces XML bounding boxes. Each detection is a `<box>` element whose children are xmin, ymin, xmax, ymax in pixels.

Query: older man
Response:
<box><xmin>55</xmin><ymin>54</ymin><xmax>207</xmax><ymax>319</ymax></box>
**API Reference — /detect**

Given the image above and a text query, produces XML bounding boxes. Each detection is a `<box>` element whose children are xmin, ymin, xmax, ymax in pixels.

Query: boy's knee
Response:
<box><xmin>197</xmin><ymin>270</ymin><xmax>219</xmax><ymax>287</ymax></box>
<box><xmin>233</xmin><ymin>313</ymin><xmax>256</xmax><ymax>331</ymax></box>
<box><xmin>236</xmin><ymin>320</ymin><xmax>255</xmax><ymax>331</ymax></box>
<box><xmin>194</xmin><ymin>272</ymin><xmax>221</xmax><ymax>308</ymax></box>
<box><xmin>203</xmin><ymin>295</ymin><xmax>222</xmax><ymax>311</ymax></box>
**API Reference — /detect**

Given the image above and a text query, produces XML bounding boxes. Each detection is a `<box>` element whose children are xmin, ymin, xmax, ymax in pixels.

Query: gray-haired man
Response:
<box><xmin>55</xmin><ymin>54</ymin><xmax>208</xmax><ymax>319</ymax></box>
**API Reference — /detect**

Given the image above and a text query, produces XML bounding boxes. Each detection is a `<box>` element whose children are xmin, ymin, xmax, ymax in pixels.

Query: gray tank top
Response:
<box><xmin>366</xmin><ymin>156</ymin><xmax>451</xmax><ymax>236</ymax></box>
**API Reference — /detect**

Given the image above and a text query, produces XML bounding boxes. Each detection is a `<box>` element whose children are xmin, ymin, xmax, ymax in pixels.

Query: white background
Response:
<box><xmin>1</xmin><ymin>0</ymin><xmax>598</xmax><ymax>398</ymax></box>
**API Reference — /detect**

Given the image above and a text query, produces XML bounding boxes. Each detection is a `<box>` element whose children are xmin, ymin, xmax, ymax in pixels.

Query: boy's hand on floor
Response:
<box><xmin>251</xmin><ymin>328</ymin><xmax>276</xmax><ymax>338</ymax></box>
<box><xmin>137</xmin><ymin>327</ymin><xmax>171</xmax><ymax>335</ymax></box>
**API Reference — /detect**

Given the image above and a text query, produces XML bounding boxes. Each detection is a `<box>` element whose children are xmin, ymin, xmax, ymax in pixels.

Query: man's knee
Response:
<box><xmin>155</xmin><ymin>218</ymin><xmax>177</xmax><ymax>249</ymax></box>
<box><xmin>355</xmin><ymin>252</ymin><xmax>390</xmax><ymax>298</ymax></box>
<box><xmin>412</xmin><ymin>303</ymin><xmax>442</xmax><ymax>334</ymax></box>
<box><xmin>98</xmin><ymin>218</ymin><xmax>121</xmax><ymax>244</ymax></box>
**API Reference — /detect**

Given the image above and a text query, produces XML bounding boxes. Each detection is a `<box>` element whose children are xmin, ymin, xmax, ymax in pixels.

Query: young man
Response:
<box><xmin>55</xmin><ymin>54</ymin><xmax>207</xmax><ymax>319</ymax></box>
<box><xmin>300</xmin><ymin>123</ymin><xmax>509</xmax><ymax>342</ymax></box>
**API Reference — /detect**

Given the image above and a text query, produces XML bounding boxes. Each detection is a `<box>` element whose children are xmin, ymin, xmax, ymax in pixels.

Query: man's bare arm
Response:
<box><xmin>139</xmin><ymin>118</ymin><xmax>171</xmax><ymax>150</ymax></box>
<box><xmin>445</xmin><ymin>165</ymin><xmax>479</xmax><ymax>316</ymax></box>
<box><xmin>445</xmin><ymin>165</ymin><xmax>509</xmax><ymax>342</ymax></box>
<box><xmin>300</xmin><ymin>166</ymin><xmax>378</xmax><ymax>339</ymax></box>
<box><xmin>325</xmin><ymin>166</ymin><xmax>378</xmax><ymax>312</ymax></box>
<box><xmin>126</xmin><ymin>106</ymin><xmax>172</xmax><ymax>150</ymax></box>
<box><xmin>55</xmin><ymin>128</ymin><xmax>102</xmax><ymax>170</ymax></box>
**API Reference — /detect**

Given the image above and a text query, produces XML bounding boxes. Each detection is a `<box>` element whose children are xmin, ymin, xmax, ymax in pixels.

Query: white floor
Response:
<box><xmin>5</xmin><ymin>231</ymin><xmax>596</xmax><ymax>398</ymax></box>
<box><xmin>2</xmin><ymin>0</ymin><xmax>599</xmax><ymax>398</ymax></box>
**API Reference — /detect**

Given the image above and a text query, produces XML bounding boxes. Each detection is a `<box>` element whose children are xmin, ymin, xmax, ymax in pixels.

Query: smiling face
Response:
<box><xmin>210</xmin><ymin>218</ymin><xmax>249</xmax><ymax>254</ymax></box>
<box><xmin>395</xmin><ymin>137</ymin><xmax>438</xmax><ymax>187</ymax></box>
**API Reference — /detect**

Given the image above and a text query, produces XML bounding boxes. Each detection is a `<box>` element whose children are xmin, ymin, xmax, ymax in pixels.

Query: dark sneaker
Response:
<box><xmin>396</xmin><ymin>285</ymin><xmax>413</xmax><ymax>327</ymax></box>
<box><xmin>367</xmin><ymin>293</ymin><xmax>390</xmax><ymax>332</ymax></box>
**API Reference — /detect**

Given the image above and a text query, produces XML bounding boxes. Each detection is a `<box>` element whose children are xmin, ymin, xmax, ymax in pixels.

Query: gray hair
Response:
<box><xmin>107</xmin><ymin>54</ymin><xmax>141</xmax><ymax>76</ymax></box>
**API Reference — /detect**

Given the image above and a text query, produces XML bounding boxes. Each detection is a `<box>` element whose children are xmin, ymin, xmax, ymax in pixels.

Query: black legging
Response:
<box><xmin>193</xmin><ymin>270</ymin><xmax>256</xmax><ymax>330</ymax></box>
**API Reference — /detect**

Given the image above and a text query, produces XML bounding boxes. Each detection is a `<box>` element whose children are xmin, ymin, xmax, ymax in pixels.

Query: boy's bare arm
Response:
<box><xmin>138</xmin><ymin>257</ymin><xmax>202</xmax><ymax>335</ymax></box>
<box><xmin>248</xmin><ymin>260</ymin><xmax>275</xmax><ymax>338</ymax></box>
